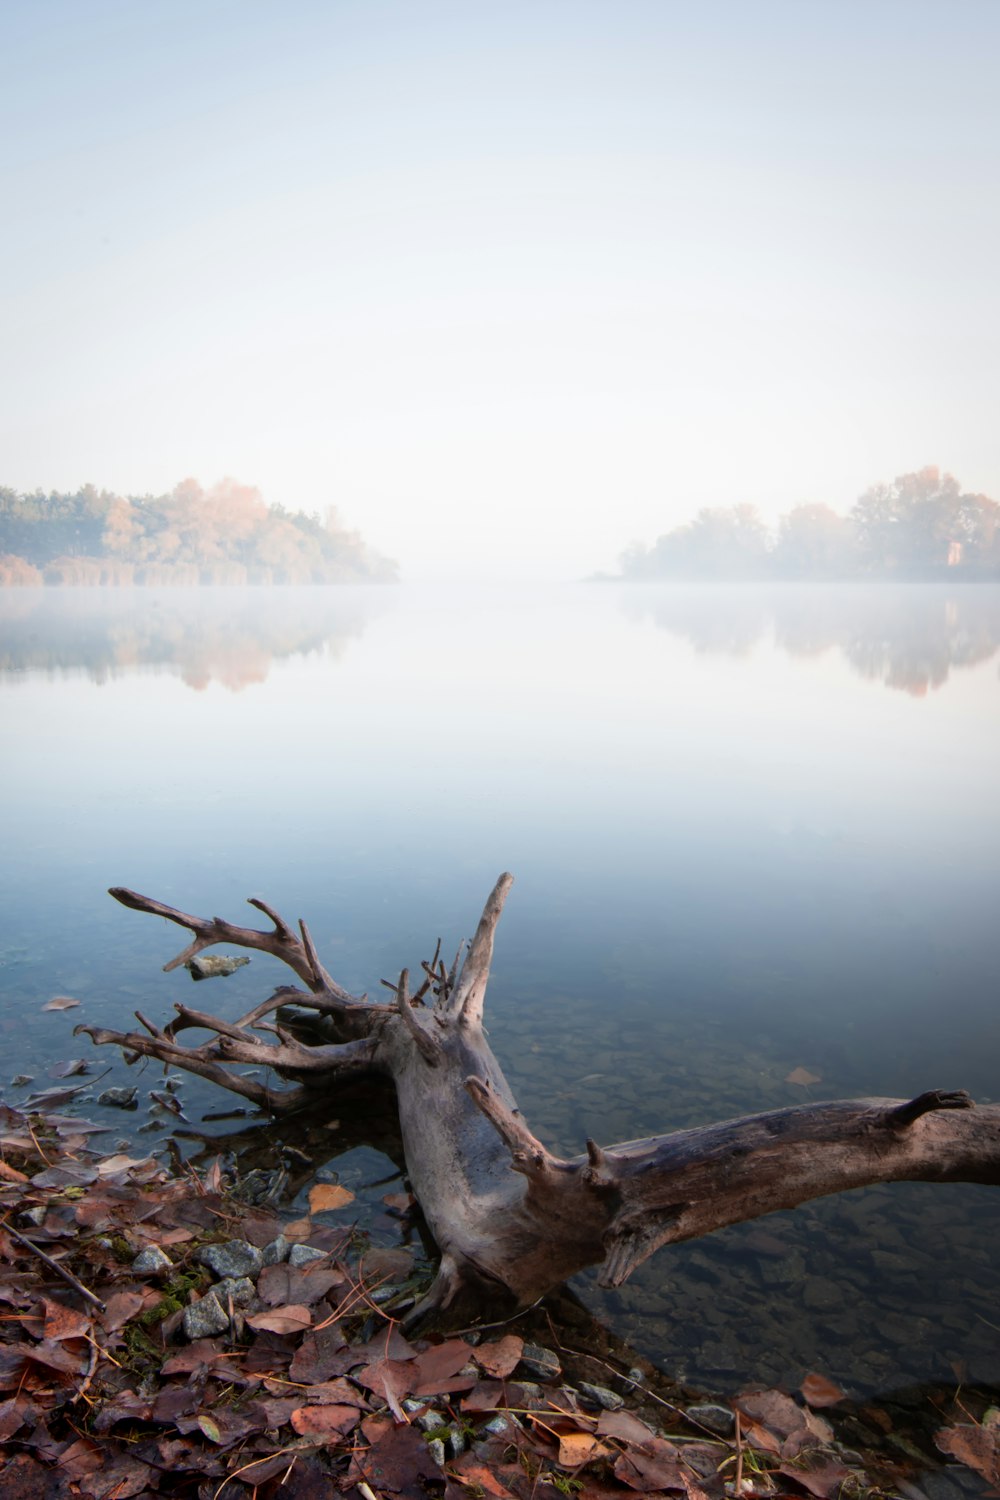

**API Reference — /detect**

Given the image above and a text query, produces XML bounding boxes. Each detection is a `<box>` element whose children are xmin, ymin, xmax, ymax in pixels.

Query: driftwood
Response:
<box><xmin>78</xmin><ymin>874</ymin><xmax>1000</xmax><ymax>1324</ymax></box>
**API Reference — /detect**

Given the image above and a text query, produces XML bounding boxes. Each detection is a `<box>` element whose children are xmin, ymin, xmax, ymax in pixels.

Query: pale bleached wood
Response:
<box><xmin>80</xmin><ymin>876</ymin><xmax>1000</xmax><ymax>1320</ymax></box>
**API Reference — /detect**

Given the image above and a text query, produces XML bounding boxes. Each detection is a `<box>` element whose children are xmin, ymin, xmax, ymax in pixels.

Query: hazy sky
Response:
<box><xmin>2</xmin><ymin>0</ymin><xmax>998</xmax><ymax>581</ymax></box>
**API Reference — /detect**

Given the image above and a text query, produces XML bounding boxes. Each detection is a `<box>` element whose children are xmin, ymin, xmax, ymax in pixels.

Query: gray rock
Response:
<box><xmin>288</xmin><ymin>1244</ymin><xmax>328</xmax><ymax>1268</ymax></box>
<box><xmin>213</xmin><ymin>1276</ymin><xmax>257</xmax><ymax>1309</ymax></box>
<box><xmin>21</xmin><ymin>1206</ymin><xmax>47</xmax><ymax>1227</ymax></box>
<box><xmin>132</xmin><ymin>1245</ymin><xmax>173</xmax><ymax>1274</ymax></box>
<box><xmin>183</xmin><ymin>1293</ymin><xmax>230</xmax><ymax>1340</ymax></box>
<box><xmin>186</xmin><ymin>954</ymin><xmax>250</xmax><ymax>980</ymax></box>
<box><xmin>578</xmin><ymin>1381</ymin><xmax>625</xmax><ymax>1412</ymax></box>
<box><xmin>483</xmin><ymin>1414</ymin><xmax>517</xmax><ymax>1437</ymax></box>
<box><xmin>262</xmin><ymin>1234</ymin><xmax>290</xmax><ymax>1266</ymax></box>
<box><xmin>447</xmin><ymin>1429</ymin><xmax>466</xmax><ymax>1459</ymax></box>
<box><xmin>98</xmin><ymin>1086</ymin><xmax>139</xmax><ymax>1109</ymax></box>
<box><xmin>427</xmin><ymin>1438</ymin><xmax>447</xmax><ymax>1469</ymax></box>
<box><xmin>10</xmin><ymin>1075</ymin><xmax>34</xmax><ymax>1087</ymax></box>
<box><xmin>686</xmin><ymin>1402</ymin><xmax>735</xmax><ymax>1436</ymax></box>
<box><xmin>198</xmin><ymin>1239</ymin><xmax>263</xmax><ymax>1280</ymax></box>
<box><xmin>518</xmin><ymin>1344</ymin><xmax>561</xmax><ymax>1382</ymax></box>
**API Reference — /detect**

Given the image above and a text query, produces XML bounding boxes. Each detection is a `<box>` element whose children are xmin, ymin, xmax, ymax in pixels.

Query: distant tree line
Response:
<box><xmin>619</xmin><ymin>468</ymin><xmax>1000</xmax><ymax>581</ymax></box>
<box><xmin>0</xmin><ymin>478</ymin><xmax>397</xmax><ymax>585</ymax></box>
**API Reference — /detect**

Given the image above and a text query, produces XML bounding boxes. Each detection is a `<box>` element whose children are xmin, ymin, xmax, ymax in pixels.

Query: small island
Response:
<box><xmin>0</xmin><ymin>478</ymin><xmax>397</xmax><ymax>586</ymax></box>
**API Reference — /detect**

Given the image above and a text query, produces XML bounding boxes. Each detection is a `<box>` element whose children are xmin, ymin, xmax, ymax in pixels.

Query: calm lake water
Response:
<box><xmin>2</xmin><ymin>581</ymin><xmax>999</xmax><ymax>1402</ymax></box>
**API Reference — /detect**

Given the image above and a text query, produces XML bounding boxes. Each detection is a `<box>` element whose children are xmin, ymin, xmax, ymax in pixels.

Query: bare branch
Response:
<box><xmin>109</xmin><ymin>887</ymin><xmax>362</xmax><ymax>999</ymax></box>
<box><xmin>437</xmin><ymin>872</ymin><xmax>514</xmax><ymax>1027</ymax></box>
<box><xmin>394</xmin><ymin>970</ymin><xmax>444</xmax><ymax>1067</ymax></box>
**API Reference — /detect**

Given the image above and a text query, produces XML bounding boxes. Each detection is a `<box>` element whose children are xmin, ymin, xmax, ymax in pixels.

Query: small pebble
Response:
<box><xmin>517</xmin><ymin>1344</ymin><xmax>561</xmax><ymax>1381</ymax></box>
<box><xmin>288</xmin><ymin>1244</ymin><xmax>328</xmax><ymax>1268</ymax></box>
<box><xmin>578</xmin><ymin>1381</ymin><xmax>625</xmax><ymax>1411</ymax></box>
<box><xmin>132</xmin><ymin>1245</ymin><xmax>173</xmax><ymax>1274</ymax></box>
<box><xmin>262</xmin><ymin>1234</ymin><xmax>290</xmax><ymax>1266</ymax></box>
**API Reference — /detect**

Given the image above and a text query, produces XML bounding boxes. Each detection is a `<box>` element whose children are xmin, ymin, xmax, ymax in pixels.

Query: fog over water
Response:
<box><xmin>2</xmin><ymin>581</ymin><xmax>999</xmax><ymax>1397</ymax></box>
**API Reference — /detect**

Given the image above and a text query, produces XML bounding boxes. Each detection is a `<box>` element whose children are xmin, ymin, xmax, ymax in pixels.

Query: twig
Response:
<box><xmin>734</xmin><ymin>1409</ymin><xmax>744</xmax><ymax>1496</ymax></box>
<box><xmin>1</xmin><ymin>1217</ymin><xmax>105</xmax><ymax>1311</ymax></box>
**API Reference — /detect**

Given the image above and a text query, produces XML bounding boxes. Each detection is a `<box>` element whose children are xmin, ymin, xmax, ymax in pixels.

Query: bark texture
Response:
<box><xmin>78</xmin><ymin>875</ymin><xmax>1000</xmax><ymax>1321</ymax></box>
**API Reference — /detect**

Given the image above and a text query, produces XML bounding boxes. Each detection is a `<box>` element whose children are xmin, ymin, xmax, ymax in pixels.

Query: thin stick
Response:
<box><xmin>734</xmin><ymin>1409</ymin><xmax>744</xmax><ymax>1496</ymax></box>
<box><xmin>1</xmin><ymin>1218</ymin><xmax>105</xmax><ymax>1311</ymax></box>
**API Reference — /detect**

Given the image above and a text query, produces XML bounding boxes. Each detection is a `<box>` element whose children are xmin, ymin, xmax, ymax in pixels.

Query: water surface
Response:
<box><xmin>2</xmin><ymin>581</ymin><xmax>999</xmax><ymax>1399</ymax></box>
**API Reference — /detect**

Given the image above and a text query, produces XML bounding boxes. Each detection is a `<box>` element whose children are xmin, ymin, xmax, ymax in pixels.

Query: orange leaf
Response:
<box><xmin>801</xmin><ymin>1372</ymin><xmax>846</xmax><ymax>1408</ymax></box>
<box><xmin>785</xmin><ymin>1066</ymin><xmax>821</xmax><ymax>1086</ymax></box>
<box><xmin>557</xmin><ymin>1432</ymin><xmax>611</xmax><ymax>1469</ymax></box>
<box><xmin>309</xmin><ymin>1183</ymin><xmax>355</xmax><ymax>1213</ymax></box>
<box><xmin>42</xmin><ymin>996</ymin><xmax>80</xmax><ymax>1011</ymax></box>
<box><xmin>291</xmin><ymin>1404</ymin><xmax>362</xmax><ymax>1438</ymax></box>
<box><xmin>475</xmin><ymin>1335</ymin><xmax>524</xmax><ymax>1379</ymax></box>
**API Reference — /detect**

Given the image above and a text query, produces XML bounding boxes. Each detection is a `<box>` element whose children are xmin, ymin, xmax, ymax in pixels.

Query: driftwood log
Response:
<box><xmin>78</xmin><ymin>874</ymin><xmax>1000</xmax><ymax>1324</ymax></box>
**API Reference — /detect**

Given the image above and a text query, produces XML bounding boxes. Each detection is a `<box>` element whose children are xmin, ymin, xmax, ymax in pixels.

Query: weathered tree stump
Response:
<box><xmin>78</xmin><ymin>875</ymin><xmax>1000</xmax><ymax>1323</ymax></box>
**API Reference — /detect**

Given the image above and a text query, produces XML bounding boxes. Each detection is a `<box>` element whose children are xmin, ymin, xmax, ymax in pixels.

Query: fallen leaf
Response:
<box><xmin>736</xmin><ymin>1388</ymin><xmax>811</xmax><ymax>1439</ymax></box>
<box><xmin>195</xmin><ymin>1414</ymin><xmax>222</xmax><ymax>1444</ymax></box>
<box><xmin>413</xmin><ymin>1338</ymin><xmax>475</xmax><ymax>1387</ymax></box>
<box><xmin>245</xmin><ymin>1304</ymin><xmax>314</xmax><ymax>1335</ymax></box>
<box><xmin>42</xmin><ymin>996</ymin><xmax>80</xmax><ymax>1011</ymax></box>
<box><xmin>801</xmin><ymin>1372</ymin><xmax>846</xmax><ymax>1408</ymax></box>
<box><xmin>291</xmin><ymin>1404</ymin><xmax>362</xmax><ymax>1438</ymax></box>
<box><xmin>382</xmin><ymin>1191</ymin><xmax>416</xmax><ymax>1215</ymax></box>
<box><xmin>257</xmin><ymin>1261</ymin><xmax>344</xmax><ymax>1307</ymax></box>
<box><xmin>785</xmin><ymin>1066</ymin><xmax>821</xmax><ymax>1086</ymax></box>
<box><xmin>450</xmin><ymin>1457</ymin><xmax>516</xmax><ymax>1499</ymax></box>
<box><xmin>308</xmin><ymin>1183</ymin><xmax>355</xmax><ymax>1213</ymax></box>
<box><xmin>777</xmin><ymin>1460</ymin><xmax>853</xmax><ymax>1498</ymax></box>
<box><xmin>558</xmin><ymin>1431</ymin><xmax>612</xmax><ymax>1469</ymax></box>
<box><xmin>935</xmin><ymin>1424</ymin><xmax>1000</xmax><ymax>1485</ymax></box>
<box><xmin>282</xmin><ymin>1215</ymin><xmax>314</xmax><ymax>1241</ymax></box>
<box><xmin>614</xmin><ymin>1446</ymin><xmax>684</xmax><ymax>1492</ymax></box>
<box><xmin>596</xmin><ymin>1409</ymin><xmax>658</xmax><ymax>1445</ymax></box>
<box><xmin>475</xmin><ymin>1334</ymin><xmax>524</xmax><ymax>1379</ymax></box>
<box><xmin>49</xmin><ymin>1058</ymin><xmax>89</xmax><ymax>1078</ymax></box>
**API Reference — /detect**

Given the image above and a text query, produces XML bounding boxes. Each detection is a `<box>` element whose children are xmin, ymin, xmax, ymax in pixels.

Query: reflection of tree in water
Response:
<box><xmin>0</xmin><ymin>587</ymin><xmax>392</xmax><ymax>691</ymax></box>
<box><xmin>622</xmin><ymin>584</ymin><xmax>1000</xmax><ymax>695</ymax></box>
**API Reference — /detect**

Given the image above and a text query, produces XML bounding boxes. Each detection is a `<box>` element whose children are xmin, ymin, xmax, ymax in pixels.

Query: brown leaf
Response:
<box><xmin>0</xmin><ymin>1160</ymin><xmax>29</xmax><ymax>1184</ymax></box>
<box><xmin>736</xmin><ymin>1389</ymin><xmax>810</xmax><ymax>1440</ymax></box>
<box><xmin>935</xmin><ymin>1424</ymin><xmax>1000</xmax><ymax>1485</ymax></box>
<box><xmin>558</xmin><ymin>1432</ymin><xmax>612</xmax><ymax>1469</ymax></box>
<box><xmin>461</xmin><ymin>1380</ymin><xmax>507</xmax><ymax>1413</ymax></box>
<box><xmin>100</xmin><ymin>1284</ymin><xmax>147</xmax><ymax>1332</ymax></box>
<box><xmin>777</xmin><ymin>1460</ymin><xmax>853</xmax><ymax>1498</ymax></box>
<box><xmin>42</xmin><ymin>995</ymin><xmax>80</xmax><ymax>1011</ymax></box>
<box><xmin>309</xmin><ymin>1183</ymin><xmax>355</xmax><ymax>1212</ymax></box>
<box><xmin>245</xmin><ymin>1304</ymin><xmax>313</xmax><ymax>1335</ymax></box>
<box><xmin>785</xmin><ymin>1066</ymin><xmax>821</xmax><ymax>1086</ymax></box>
<box><xmin>414</xmin><ymin>1338</ymin><xmax>475</xmax><ymax>1388</ymax></box>
<box><xmin>382</xmin><ymin>1191</ymin><xmax>416</xmax><ymax>1215</ymax></box>
<box><xmin>801</xmin><ymin>1372</ymin><xmax>846</xmax><ymax>1408</ymax></box>
<box><xmin>291</xmin><ymin>1403</ymin><xmax>362</xmax><ymax>1438</ymax></box>
<box><xmin>613</xmin><ymin>1447</ymin><xmax>684</xmax><ymax>1492</ymax></box>
<box><xmin>475</xmin><ymin>1334</ymin><xmax>524</xmax><ymax>1379</ymax></box>
<box><xmin>449</xmin><ymin>1457</ymin><xmax>517</xmax><ymax>1499</ymax></box>
<box><xmin>258</xmin><ymin>1261</ymin><xmax>345</xmax><ymax>1307</ymax></box>
<box><xmin>77</xmin><ymin>1454</ymin><xmax>155</xmax><ymax>1498</ymax></box>
<box><xmin>289</xmin><ymin>1324</ymin><xmax>351</xmax><ymax>1383</ymax></box>
<box><xmin>596</xmin><ymin>1409</ymin><xmax>658</xmax><ymax>1445</ymax></box>
<box><xmin>40</xmin><ymin>1296</ymin><xmax>92</xmax><ymax>1342</ymax></box>
<box><xmin>363</xmin><ymin>1421</ymin><xmax>444</xmax><ymax>1490</ymax></box>
<box><xmin>282</xmin><ymin>1215</ymin><xmax>314</xmax><ymax>1241</ymax></box>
